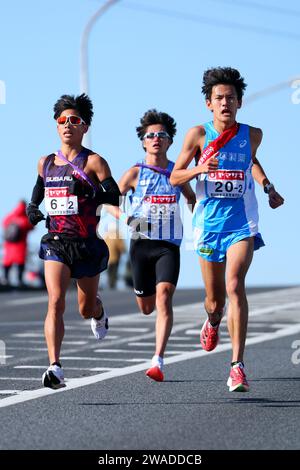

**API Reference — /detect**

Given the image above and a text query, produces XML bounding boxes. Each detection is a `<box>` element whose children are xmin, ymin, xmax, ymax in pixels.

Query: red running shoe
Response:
<box><xmin>227</xmin><ymin>364</ymin><xmax>249</xmax><ymax>392</ymax></box>
<box><xmin>146</xmin><ymin>366</ymin><xmax>164</xmax><ymax>382</ymax></box>
<box><xmin>200</xmin><ymin>318</ymin><xmax>220</xmax><ymax>351</ymax></box>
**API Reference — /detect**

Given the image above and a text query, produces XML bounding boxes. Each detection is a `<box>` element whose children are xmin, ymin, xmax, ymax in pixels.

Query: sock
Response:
<box><xmin>231</xmin><ymin>361</ymin><xmax>244</xmax><ymax>368</ymax></box>
<box><xmin>207</xmin><ymin>311</ymin><xmax>223</xmax><ymax>327</ymax></box>
<box><xmin>151</xmin><ymin>355</ymin><xmax>164</xmax><ymax>370</ymax></box>
<box><xmin>51</xmin><ymin>361</ymin><xmax>62</xmax><ymax>368</ymax></box>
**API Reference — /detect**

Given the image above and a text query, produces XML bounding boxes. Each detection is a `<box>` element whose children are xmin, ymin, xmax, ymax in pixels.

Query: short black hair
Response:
<box><xmin>53</xmin><ymin>93</ymin><xmax>94</xmax><ymax>126</ymax></box>
<box><xmin>136</xmin><ymin>109</ymin><xmax>177</xmax><ymax>143</ymax></box>
<box><xmin>202</xmin><ymin>67</ymin><xmax>247</xmax><ymax>101</ymax></box>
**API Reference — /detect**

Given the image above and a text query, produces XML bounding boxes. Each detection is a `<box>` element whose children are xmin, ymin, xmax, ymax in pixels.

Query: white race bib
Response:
<box><xmin>45</xmin><ymin>187</ymin><xmax>78</xmax><ymax>215</ymax></box>
<box><xmin>206</xmin><ymin>170</ymin><xmax>245</xmax><ymax>198</ymax></box>
<box><xmin>142</xmin><ymin>194</ymin><xmax>177</xmax><ymax>219</ymax></box>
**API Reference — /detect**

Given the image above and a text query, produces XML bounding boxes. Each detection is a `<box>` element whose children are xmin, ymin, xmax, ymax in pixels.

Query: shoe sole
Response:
<box><xmin>227</xmin><ymin>378</ymin><xmax>249</xmax><ymax>392</ymax></box>
<box><xmin>145</xmin><ymin>366</ymin><xmax>164</xmax><ymax>382</ymax></box>
<box><xmin>200</xmin><ymin>319</ymin><xmax>220</xmax><ymax>352</ymax></box>
<box><xmin>42</xmin><ymin>371</ymin><xmax>66</xmax><ymax>390</ymax></box>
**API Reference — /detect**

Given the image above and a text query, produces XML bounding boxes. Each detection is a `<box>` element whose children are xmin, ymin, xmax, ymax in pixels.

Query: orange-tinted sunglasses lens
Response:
<box><xmin>57</xmin><ymin>115</ymin><xmax>84</xmax><ymax>125</ymax></box>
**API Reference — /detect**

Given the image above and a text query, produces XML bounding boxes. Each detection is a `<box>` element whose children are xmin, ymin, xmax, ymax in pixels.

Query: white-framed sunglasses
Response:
<box><xmin>57</xmin><ymin>115</ymin><xmax>86</xmax><ymax>126</ymax></box>
<box><xmin>143</xmin><ymin>131</ymin><xmax>170</xmax><ymax>140</ymax></box>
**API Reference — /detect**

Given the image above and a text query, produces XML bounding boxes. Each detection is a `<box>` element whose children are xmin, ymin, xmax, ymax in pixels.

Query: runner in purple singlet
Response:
<box><xmin>26</xmin><ymin>94</ymin><xmax>121</xmax><ymax>389</ymax></box>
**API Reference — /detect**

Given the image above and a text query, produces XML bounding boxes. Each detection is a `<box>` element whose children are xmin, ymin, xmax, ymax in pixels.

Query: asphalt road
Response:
<box><xmin>0</xmin><ymin>285</ymin><xmax>299</xmax><ymax>458</ymax></box>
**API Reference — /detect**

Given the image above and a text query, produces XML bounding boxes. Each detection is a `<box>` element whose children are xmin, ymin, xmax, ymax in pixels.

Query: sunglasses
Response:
<box><xmin>57</xmin><ymin>115</ymin><xmax>86</xmax><ymax>125</ymax></box>
<box><xmin>144</xmin><ymin>131</ymin><xmax>170</xmax><ymax>140</ymax></box>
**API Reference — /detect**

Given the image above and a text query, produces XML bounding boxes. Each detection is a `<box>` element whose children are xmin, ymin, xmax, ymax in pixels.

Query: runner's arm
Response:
<box><xmin>170</xmin><ymin>126</ymin><xmax>218</xmax><ymax>186</ymax></box>
<box><xmin>26</xmin><ymin>157</ymin><xmax>47</xmax><ymax>225</ymax></box>
<box><xmin>107</xmin><ymin>167</ymin><xmax>139</xmax><ymax>221</ymax></box>
<box><xmin>250</xmin><ymin>127</ymin><xmax>284</xmax><ymax>209</ymax></box>
<box><xmin>84</xmin><ymin>153</ymin><xmax>121</xmax><ymax>206</ymax></box>
<box><xmin>30</xmin><ymin>157</ymin><xmax>46</xmax><ymax>205</ymax></box>
<box><xmin>181</xmin><ymin>183</ymin><xmax>196</xmax><ymax>212</ymax></box>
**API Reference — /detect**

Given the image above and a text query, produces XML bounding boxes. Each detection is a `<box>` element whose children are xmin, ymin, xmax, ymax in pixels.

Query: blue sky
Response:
<box><xmin>0</xmin><ymin>0</ymin><xmax>299</xmax><ymax>287</ymax></box>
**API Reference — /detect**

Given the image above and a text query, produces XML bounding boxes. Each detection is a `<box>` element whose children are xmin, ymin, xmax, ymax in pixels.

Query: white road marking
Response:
<box><xmin>9</xmin><ymin>340</ymin><xmax>88</xmax><ymax>345</ymax></box>
<box><xmin>59</xmin><ymin>356</ymin><xmax>147</xmax><ymax>362</ymax></box>
<box><xmin>168</xmin><ymin>336</ymin><xmax>199</xmax><ymax>341</ymax></box>
<box><xmin>1</xmin><ymin>288</ymin><xmax>300</xmax><ymax>409</ymax></box>
<box><xmin>249</xmin><ymin>301</ymin><xmax>300</xmax><ymax>317</ymax></box>
<box><xmin>1</xmin><ymin>322</ymin><xmax>300</xmax><ymax>408</ymax></box>
<box><xmin>6</xmin><ymin>347</ymin><xmax>48</xmax><ymax>351</ymax></box>
<box><xmin>93</xmin><ymin>348</ymin><xmax>191</xmax><ymax>354</ymax></box>
<box><xmin>0</xmin><ymin>377</ymin><xmax>41</xmax><ymax>381</ymax></box>
<box><xmin>11</xmin><ymin>332</ymin><xmax>118</xmax><ymax>340</ymax></box>
<box><xmin>185</xmin><ymin>329</ymin><xmax>201</xmax><ymax>335</ymax></box>
<box><xmin>127</xmin><ymin>342</ymin><xmax>201</xmax><ymax>348</ymax></box>
<box><xmin>4</xmin><ymin>296</ymin><xmax>48</xmax><ymax>306</ymax></box>
<box><xmin>14</xmin><ymin>366</ymin><xmax>113</xmax><ymax>371</ymax></box>
<box><xmin>106</xmin><ymin>327</ymin><xmax>149</xmax><ymax>332</ymax></box>
<box><xmin>12</xmin><ymin>333</ymin><xmax>48</xmax><ymax>338</ymax></box>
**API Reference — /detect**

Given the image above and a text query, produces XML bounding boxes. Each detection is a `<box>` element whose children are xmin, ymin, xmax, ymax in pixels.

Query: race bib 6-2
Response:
<box><xmin>45</xmin><ymin>187</ymin><xmax>78</xmax><ymax>215</ymax></box>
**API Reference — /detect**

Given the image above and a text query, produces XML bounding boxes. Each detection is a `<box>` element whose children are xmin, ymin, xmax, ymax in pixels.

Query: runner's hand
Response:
<box><xmin>127</xmin><ymin>215</ymin><xmax>152</xmax><ymax>233</ymax></box>
<box><xmin>198</xmin><ymin>152</ymin><xmax>219</xmax><ymax>174</ymax></box>
<box><xmin>268</xmin><ymin>188</ymin><xmax>284</xmax><ymax>209</ymax></box>
<box><xmin>26</xmin><ymin>203</ymin><xmax>45</xmax><ymax>226</ymax></box>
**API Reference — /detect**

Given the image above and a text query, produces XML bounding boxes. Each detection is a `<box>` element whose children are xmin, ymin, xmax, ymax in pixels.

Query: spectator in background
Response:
<box><xmin>104</xmin><ymin>223</ymin><xmax>126</xmax><ymax>289</ymax></box>
<box><xmin>2</xmin><ymin>200</ymin><xmax>34</xmax><ymax>287</ymax></box>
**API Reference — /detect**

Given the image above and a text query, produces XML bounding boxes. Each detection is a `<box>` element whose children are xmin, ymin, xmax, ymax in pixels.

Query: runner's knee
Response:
<box><xmin>47</xmin><ymin>296</ymin><xmax>65</xmax><ymax>316</ymax></box>
<box><xmin>226</xmin><ymin>277</ymin><xmax>246</xmax><ymax>299</ymax></box>
<box><xmin>156</xmin><ymin>287</ymin><xmax>173</xmax><ymax>310</ymax></box>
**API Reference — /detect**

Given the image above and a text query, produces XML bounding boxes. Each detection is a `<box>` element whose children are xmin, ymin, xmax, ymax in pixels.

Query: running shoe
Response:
<box><xmin>146</xmin><ymin>355</ymin><xmax>164</xmax><ymax>382</ymax></box>
<box><xmin>42</xmin><ymin>364</ymin><xmax>66</xmax><ymax>389</ymax></box>
<box><xmin>146</xmin><ymin>366</ymin><xmax>164</xmax><ymax>382</ymax></box>
<box><xmin>91</xmin><ymin>309</ymin><xmax>109</xmax><ymax>340</ymax></box>
<box><xmin>227</xmin><ymin>364</ymin><xmax>249</xmax><ymax>392</ymax></box>
<box><xmin>200</xmin><ymin>318</ymin><xmax>221</xmax><ymax>351</ymax></box>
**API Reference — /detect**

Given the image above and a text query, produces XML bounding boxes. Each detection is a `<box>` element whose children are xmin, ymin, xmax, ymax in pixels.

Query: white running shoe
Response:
<box><xmin>91</xmin><ymin>309</ymin><xmax>109</xmax><ymax>340</ymax></box>
<box><xmin>42</xmin><ymin>364</ymin><xmax>66</xmax><ymax>389</ymax></box>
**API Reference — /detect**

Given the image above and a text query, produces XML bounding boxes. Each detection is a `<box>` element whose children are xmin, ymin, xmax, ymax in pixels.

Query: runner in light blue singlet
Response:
<box><xmin>193</xmin><ymin>121</ymin><xmax>264</xmax><ymax>262</ymax></box>
<box><xmin>108</xmin><ymin>109</ymin><xmax>196</xmax><ymax>382</ymax></box>
<box><xmin>170</xmin><ymin>67</ymin><xmax>284</xmax><ymax>392</ymax></box>
<box><xmin>129</xmin><ymin>159</ymin><xmax>183</xmax><ymax>246</ymax></box>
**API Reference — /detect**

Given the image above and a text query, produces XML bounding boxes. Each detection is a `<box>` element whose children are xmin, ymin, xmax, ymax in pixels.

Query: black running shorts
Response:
<box><xmin>129</xmin><ymin>238</ymin><xmax>180</xmax><ymax>297</ymax></box>
<box><xmin>39</xmin><ymin>233</ymin><xmax>109</xmax><ymax>279</ymax></box>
